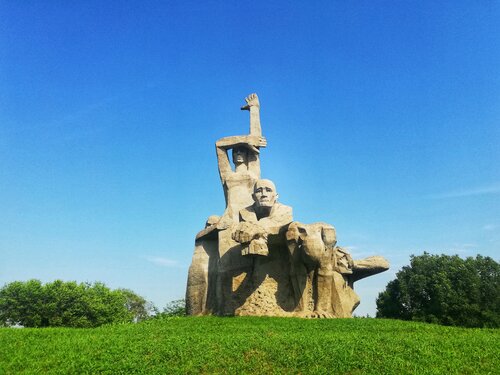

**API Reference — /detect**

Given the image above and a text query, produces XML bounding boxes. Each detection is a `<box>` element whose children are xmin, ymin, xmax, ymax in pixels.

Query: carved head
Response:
<box><xmin>253</xmin><ymin>179</ymin><xmax>278</xmax><ymax>208</ymax></box>
<box><xmin>286</xmin><ymin>222</ymin><xmax>337</xmax><ymax>248</ymax></box>
<box><xmin>205</xmin><ymin>215</ymin><xmax>220</xmax><ymax>228</ymax></box>
<box><xmin>232</xmin><ymin>147</ymin><xmax>248</xmax><ymax>165</ymax></box>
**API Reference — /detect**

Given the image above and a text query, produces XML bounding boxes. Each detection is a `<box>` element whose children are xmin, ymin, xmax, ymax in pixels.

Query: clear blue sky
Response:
<box><xmin>1</xmin><ymin>1</ymin><xmax>499</xmax><ymax>316</ymax></box>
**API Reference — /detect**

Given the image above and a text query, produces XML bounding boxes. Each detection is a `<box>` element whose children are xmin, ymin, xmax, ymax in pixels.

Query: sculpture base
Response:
<box><xmin>186</xmin><ymin>224</ymin><xmax>388</xmax><ymax>318</ymax></box>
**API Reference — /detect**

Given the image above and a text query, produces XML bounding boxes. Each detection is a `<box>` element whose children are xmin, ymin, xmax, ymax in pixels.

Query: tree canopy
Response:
<box><xmin>376</xmin><ymin>253</ymin><xmax>499</xmax><ymax>328</ymax></box>
<box><xmin>160</xmin><ymin>299</ymin><xmax>186</xmax><ymax>317</ymax></box>
<box><xmin>0</xmin><ymin>280</ymin><xmax>153</xmax><ymax>328</ymax></box>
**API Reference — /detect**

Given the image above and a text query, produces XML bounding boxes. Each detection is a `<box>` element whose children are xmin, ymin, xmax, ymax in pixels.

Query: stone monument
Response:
<box><xmin>186</xmin><ymin>94</ymin><xmax>389</xmax><ymax>318</ymax></box>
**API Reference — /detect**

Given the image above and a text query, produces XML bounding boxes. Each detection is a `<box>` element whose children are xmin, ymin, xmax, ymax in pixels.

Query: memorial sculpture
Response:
<box><xmin>186</xmin><ymin>94</ymin><xmax>389</xmax><ymax>318</ymax></box>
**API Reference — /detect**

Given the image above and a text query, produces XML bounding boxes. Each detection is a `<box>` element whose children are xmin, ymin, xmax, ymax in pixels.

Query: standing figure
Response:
<box><xmin>187</xmin><ymin>93</ymin><xmax>266</xmax><ymax>316</ymax></box>
<box><xmin>215</xmin><ymin>93</ymin><xmax>266</xmax><ymax>229</ymax></box>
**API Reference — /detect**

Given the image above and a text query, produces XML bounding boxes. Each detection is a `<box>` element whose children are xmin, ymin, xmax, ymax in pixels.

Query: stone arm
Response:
<box><xmin>241</xmin><ymin>93</ymin><xmax>262</xmax><ymax>136</ymax></box>
<box><xmin>249</xmin><ymin>106</ymin><xmax>261</xmax><ymax>136</ymax></box>
<box><xmin>235</xmin><ymin>204</ymin><xmax>293</xmax><ymax>243</ymax></box>
<box><xmin>240</xmin><ymin>94</ymin><xmax>264</xmax><ymax>176</ymax></box>
<box><xmin>232</xmin><ymin>221</ymin><xmax>267</xmax><ymax>244</ymax></box>
<box><xmin>247</xmin><ymin>148</ymin><xmax>261</xmax><ymax>177</ymax></box>
<box><xmin>351</xmin><ymin>256</ymin><xmax>390</xmax><ymax>282</ymax></box>
<box><xmin>232</xmin><ymin>220</ymin><xmax>271</xmax><ymax>256</ymax></box>
<box><xmin>215</xmin><ymin>144</ymin><xmax>233</xmax><ymax>183</ymax></box>
<box><xmin>233</xmin><ymin>204</ymin><xmax>292</xmax><ymax>256</ymax></box>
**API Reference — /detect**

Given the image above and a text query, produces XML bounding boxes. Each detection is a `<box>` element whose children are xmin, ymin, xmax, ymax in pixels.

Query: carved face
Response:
<box><xmin>253</xmin><ymin>179</ymin><xmax>277</xmax><ymax>208</ymax></box>
<box><xmin>232</xmin><ymin>147</ymin><xmax>248</xmax><ymax>164</ymax></box>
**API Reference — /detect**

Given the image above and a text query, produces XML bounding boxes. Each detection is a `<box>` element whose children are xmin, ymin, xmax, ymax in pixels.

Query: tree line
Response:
<box><xmin>1</xmin><ymin>253</ymin><xmax>498</xmax><ymax>328</ymax></box>
<box><xmin>0</xmin><ymin>280</ymin><xmax>185</xmax><ymax>328</ymax></box>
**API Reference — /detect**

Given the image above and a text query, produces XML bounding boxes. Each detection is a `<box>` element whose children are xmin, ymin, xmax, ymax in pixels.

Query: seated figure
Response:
<box><xmin>232</xmin><ymin>179</ymin><xmax>293</xmax><ymax>256</ymax></box>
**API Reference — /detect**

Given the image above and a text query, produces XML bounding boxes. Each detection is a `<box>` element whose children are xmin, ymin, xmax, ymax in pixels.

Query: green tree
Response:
<box><xmin>117</xmin><ymin>288</ymin><xmax>155</xmax><ymax>322</ymax></box>
<box><xmin>161</xmin><ymin>299</ymin><xmax>186</xmax><ymax>317</ymax></box>
<box><xmin>0</xmin><ymin>280</ymin><xmax>45</xmax><ymax>327</ymax></box>
<box><xmin>0</xmin><ymin>280</ymin><xmax>153</xmax><ymax>328</ymax></box>
<box><xmin>376</xmin><ymin>253</ymin><xmax>500</xmax><ymax>327</ymax></box>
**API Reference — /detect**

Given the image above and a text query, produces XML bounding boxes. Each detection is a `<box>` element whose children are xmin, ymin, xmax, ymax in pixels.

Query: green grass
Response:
<box><xmin>0</xmin><ymin>317</ymin><xmax>498</xmax><ymax>374</ymax></box>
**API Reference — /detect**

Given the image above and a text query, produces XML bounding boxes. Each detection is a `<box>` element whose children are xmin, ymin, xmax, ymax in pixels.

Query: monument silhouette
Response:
<box><xmin>186</xmin><ymin>94</ymin><xmax>389</xmax><ymax>317</ymax></box>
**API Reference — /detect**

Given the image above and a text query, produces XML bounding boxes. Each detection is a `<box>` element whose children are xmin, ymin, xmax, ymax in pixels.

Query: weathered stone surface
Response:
<box><xmin>185</xmin><ymin>93</ymin><xmax>389</xmax><ymax>318</ymax></box>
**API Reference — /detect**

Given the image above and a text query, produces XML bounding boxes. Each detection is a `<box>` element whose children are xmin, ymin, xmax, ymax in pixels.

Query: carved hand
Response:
<box><xmin>241</xmin><ymin>93</ymin><xmax>260</xmax><ymax>110</ymax></box>
<box><xmin>232</xmin><ymin>222</ymin><xmax>266</xmax><ymax>244</ymax></box>
<box><xmin>248</xmin><ymin>135</ymin><xmax>267</xmax><ymax>149</ymax></box>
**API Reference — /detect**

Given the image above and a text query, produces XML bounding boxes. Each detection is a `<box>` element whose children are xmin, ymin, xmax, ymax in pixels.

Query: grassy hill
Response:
<box><xmin>1</xmin><ymin>317</ymin><xmax>498</xmax><ymax>374</ymax></box>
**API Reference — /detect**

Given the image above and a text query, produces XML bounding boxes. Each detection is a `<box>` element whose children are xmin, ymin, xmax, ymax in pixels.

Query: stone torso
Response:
<box><xmin>223</xmin><ymin>170</ymin><xmax>258</xmax><ymax>222</ymax></box>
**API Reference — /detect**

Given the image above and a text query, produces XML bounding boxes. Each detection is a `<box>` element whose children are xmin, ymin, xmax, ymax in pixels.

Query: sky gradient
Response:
<box><xmin>1</xmin><ymin>1</ymin><xmax>499</xmax><ymax>316</ymax></box>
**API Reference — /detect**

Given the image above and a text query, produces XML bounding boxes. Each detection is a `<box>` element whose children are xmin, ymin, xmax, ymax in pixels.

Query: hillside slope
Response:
<box><xmin>1</xmin><ymin>317</ymin><xmax>498</xmax><ymax>374</ymax></box>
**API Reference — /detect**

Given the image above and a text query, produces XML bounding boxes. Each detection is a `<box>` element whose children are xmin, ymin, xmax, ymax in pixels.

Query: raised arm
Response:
<box><xmin>215</xmin><ymin>145</ymin><xmax>232</xmax><ymax>183</ymax></box>
<box><xmin>241</xmin><ymin>93</ymin><xmax>261</xmax><ymax>136</ymax></box>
